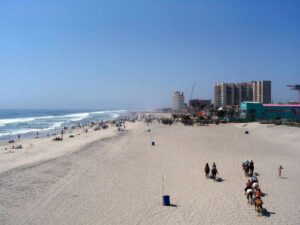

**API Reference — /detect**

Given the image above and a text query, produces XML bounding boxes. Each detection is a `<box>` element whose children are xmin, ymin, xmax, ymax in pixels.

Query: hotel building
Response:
<box><xmin>214</xmin><ymin>81</ymin><xmax>271</xmax><ymax>107</ymax></box>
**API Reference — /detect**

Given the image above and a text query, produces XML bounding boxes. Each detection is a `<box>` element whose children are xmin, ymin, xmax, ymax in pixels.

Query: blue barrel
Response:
<box><xmin>162</xmin><ymin>195</ymin><xmax>170</xmax><ymax>206</ymax></box>
<box><xmin>152</xmin><ymin>141</ymin><xmax>155</xmax><ymax>146</ymax></box>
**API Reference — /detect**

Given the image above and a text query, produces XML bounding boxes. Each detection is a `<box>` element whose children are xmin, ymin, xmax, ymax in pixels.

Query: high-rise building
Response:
<box><xmin>237</xmin><ymin>82</ymin><xmax>253</xmax><ymax>103</ymax></box>
<box><xmin>173</xmin><ymin>91</ymin><xmax>185</xmax><ymax>111</ymax></box>
<box><xmin>252</xmin><ymin>81</ymin><xmax>271</xmax><ymax>104</ymax></box>
<box><xmin>214</xmin><ymin>81</ymin><xmax>271</xmax><ymax>107</ymax></box>
<box><xmin>214</xmin><ymin>83</ymin><xmax>222</xmax><ymax>107</ymax></box>
<box><xmin>214</xmin><ymin>83</ymin><xmax>253</xmax><ymax>107</ymax></box>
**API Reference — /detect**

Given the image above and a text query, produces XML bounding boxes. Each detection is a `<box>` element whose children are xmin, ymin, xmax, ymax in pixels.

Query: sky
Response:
<box><xmin>0</xmin><ymin>0</ymin><xmax>299</xmax><ymax>110</ymax></box>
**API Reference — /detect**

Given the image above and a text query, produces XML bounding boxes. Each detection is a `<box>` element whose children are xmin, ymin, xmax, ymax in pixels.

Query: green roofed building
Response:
<box><xmin>240</xmin><ymin>102</ymin><xmax>300</xmax><ymax>122</ymax></box>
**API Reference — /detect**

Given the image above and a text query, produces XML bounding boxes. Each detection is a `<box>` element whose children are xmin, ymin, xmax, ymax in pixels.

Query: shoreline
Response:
<box><xmin>0</xmin><ymin>109</ymin><xmax>132</xmax><ymax>141</ymax></box>
<box><xmin>0</xmin><ymin>120</ymin><xmax>137</xmax><ymax>174</ymax></box>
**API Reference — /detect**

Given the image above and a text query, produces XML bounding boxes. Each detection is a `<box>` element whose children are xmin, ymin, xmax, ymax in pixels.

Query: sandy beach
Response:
<box><xmin>0</xmin><ymin>120</ymin><xmax>299</xmax><ymax>225</ymax></box>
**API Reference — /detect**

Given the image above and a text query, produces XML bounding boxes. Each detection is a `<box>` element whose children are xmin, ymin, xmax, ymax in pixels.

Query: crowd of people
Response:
<box><xmin>3</xmin><ymin>119</ymin><xmax>130</xmax><ymax>152</ymax></box>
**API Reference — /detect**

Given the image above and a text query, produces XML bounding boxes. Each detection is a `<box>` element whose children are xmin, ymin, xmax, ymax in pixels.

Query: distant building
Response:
<box><xmin>252</xmin><ymin>81</ymin><xmax>271</xmax><ymax>104</ymax></box>
<box><xmin>188</xmin><ymin>99</ymin><xmax>211</xmax><ymax>109</ymax></box>
<box><xmin>214</xmin><ymin>81</ymin><xmax>271</xmax><ymax>107</ymax></box>
<box><xmin>238</xmin><ymin>82</ymin><xmax>253</xmax><ymax>103</ymax></box>
<box><xmin>240</xmin><ymin>101</ymin><xmax>300</xmax><ymax>121</ymax></box>
<box><xmin>214</xmin><ymin>82</ymin><xmax>253</xmax><ymax>107</ymax></box>
<box><xmin>173</xmin><ymin>91</ymin><xmax>185</xmax><ymax>111</ymax></box>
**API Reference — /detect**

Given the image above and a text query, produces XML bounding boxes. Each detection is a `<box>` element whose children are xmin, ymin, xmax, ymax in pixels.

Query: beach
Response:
<box><xmin>0</xmin><ymin>119</ymin><xmax>300</xmax><ymax>225</ymax></box>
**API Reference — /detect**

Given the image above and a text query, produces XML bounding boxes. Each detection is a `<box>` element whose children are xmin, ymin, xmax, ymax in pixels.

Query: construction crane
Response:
<box><xmin>287</xmin><ymin>84</ymin><xmax>300</xmax><ymax>102</ymax></box>
<box><xmin>189</xmin><ymin>82</ymin><xmax>196</xmax><ymax>102</ymax></box>
<box><xmin>187</xmin><ymin>82</ymin><xmax>196</xmax><ymax>114</ymax></box>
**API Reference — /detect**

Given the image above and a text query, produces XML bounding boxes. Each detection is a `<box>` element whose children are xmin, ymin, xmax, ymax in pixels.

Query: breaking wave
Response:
<box><xmin>0</xmin><ymin>110</ymin><xmax>127</xmax><ymax>138</ymax></box>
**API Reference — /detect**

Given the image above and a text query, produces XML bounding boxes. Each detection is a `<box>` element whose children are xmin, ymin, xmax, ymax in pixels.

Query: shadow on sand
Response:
<box><xmin>151</xmin><ymin>143</ymin><xmax>159</xmax><ymax>147</ymax></box>
<box><xmin>209</xmin><ymin>176</ymin><xmax>224</xmax><ymax>182</ymax></box>
<box><xmin>262</xmin><ymin>208</ymin><xmax>276</xmax><ymax>217</ymax></box>
<box><xmin>216</xmin><ymin>177</ymin><xmax>225</xmax><ymax>182</ymax></box>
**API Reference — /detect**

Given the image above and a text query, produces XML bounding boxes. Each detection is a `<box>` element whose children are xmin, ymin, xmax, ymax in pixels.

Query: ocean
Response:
<box><xmin>0</xmin><ymin>109</ymin><xmax>128</xmax><ymax>140</ymax></box>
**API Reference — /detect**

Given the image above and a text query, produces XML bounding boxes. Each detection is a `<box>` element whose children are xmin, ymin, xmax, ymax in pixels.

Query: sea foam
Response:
<box><xmin>0</xmin><ymin>109</ymin><xmax>127</xmax><ymax>138</ymax></box>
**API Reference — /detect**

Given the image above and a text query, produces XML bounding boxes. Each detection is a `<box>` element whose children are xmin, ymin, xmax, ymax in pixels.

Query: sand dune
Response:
<box><xmin>0</xmin><ymin>122</ymin><xmax>299</xmax><ymax>225</ymax></box>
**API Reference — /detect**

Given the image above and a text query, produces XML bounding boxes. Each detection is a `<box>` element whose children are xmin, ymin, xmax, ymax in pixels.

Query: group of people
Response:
<box><xmin>242</xmin><ymin>160</ymin><xmax>264</xmax><ymax>214</ymax></box>
<box><xmin>244</xmin><ymin>176</ymin><xmax>261</xmax><ymax>200</ymax></box>
<box><xmin>8</xmin><ymin>139</ymin><xmax>22</xmax><ymax>150</ymax></box>
<box><xmin>242</xmin><ymin>160</ymin><xmax>254</xmax><ymax>177</ymax></box>
<box><xmin>53</xmin><ymin>136</ymin><xmax>63</xmax><ymax>141</ymax></box>
<box><xmin>204</xmin><ymin>162</ymin><xmax>218</xmax><ymax>180</ymax></box>
<box><xmin>8</xmin><ymin>139</ymin><xmax>15</xmax><ymax>144</ymax></box>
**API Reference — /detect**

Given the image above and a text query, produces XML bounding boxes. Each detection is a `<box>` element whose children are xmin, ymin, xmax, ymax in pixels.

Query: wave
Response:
<box><xmin>0</xmin><ymin>112</ymin><xmax>90</xmax><ymax>127</ymax></box>
<box><xmin>0</xmin><ymin>122</ymin><xmax>63</xmax><ymax>138</ymax></box>
<box><xmin>0</xmin><ymin>110</ymin><xmax>126</xmax><ymax>127</ymax></box>
<box><xmin>59</xmin><ymin>113</ymin><xmax>90</xmax><ymax>121</ymax></box>
<box><xmin>0</xmin><ymin>109</ymin><xmax>127</xmax><ymax>138</ymax></box>
<box><xmin>34</xmin><ymin>112</ymin><xmax>91</xmax><ymax>121</ymax></box>
<box><xmin>0</xmin><ymin>117</ymin><xmax>36</xmax><ymax>127</ymax></box>
<box><xmin>90</xmin><ymin>110</ymin><xmax>127</xmax><ymax>115</ymax></box>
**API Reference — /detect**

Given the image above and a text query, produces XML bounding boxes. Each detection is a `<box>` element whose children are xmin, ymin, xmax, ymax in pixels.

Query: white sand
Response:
<box><xmin>0</xmin><ymin>121</ymin><xmax>299</xmax><ymax>225</ymax></box>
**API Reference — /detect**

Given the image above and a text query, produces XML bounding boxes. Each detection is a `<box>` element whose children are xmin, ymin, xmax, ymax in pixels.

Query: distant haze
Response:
<box><xmin>0</xmin><ymin>0</ymin><xmax>299</xmax><ymax>109</ymax></box>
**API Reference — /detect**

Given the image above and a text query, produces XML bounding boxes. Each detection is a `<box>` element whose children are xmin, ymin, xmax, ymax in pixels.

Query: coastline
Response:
<box><xmin>0</xmin><ymin>109</ymin><xmax>130</xmax><ymax>141</ymax></box>
<box><xmin>0</xmin><ymin>120</ymin><xmax>137</xmax><ymax>174</ymax></box>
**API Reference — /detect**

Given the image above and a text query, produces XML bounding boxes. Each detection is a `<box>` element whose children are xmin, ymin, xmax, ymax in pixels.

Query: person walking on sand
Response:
<box><xmin>278</xmin><ymin>165</ymin><xmax>284</xmax><ymax>177</ymax></box>
<box><xmin>212</xmin><ymin>162</ymin><xmax>216</xmax><ymax>169</ymax></box>
<box><xmin>204</xmin><ymin>163</ymin><xmax>210</xmax><ymax>178</ymax></box>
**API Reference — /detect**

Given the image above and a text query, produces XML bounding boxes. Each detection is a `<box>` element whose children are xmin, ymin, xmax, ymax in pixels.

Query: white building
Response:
<box><xmin>173</xmin><ymin>91</ymin><xmax>185</xmax><ymax>111</ymax></box>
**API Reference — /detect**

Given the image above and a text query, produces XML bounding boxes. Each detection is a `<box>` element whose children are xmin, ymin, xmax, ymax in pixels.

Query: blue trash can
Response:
<box><xmin>162</xmin><ymin>195</ymin><xmax>170</xmax><ymax>206</ymax></box>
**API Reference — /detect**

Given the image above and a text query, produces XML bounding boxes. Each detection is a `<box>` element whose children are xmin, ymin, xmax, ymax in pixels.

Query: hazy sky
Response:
<box><xmin>0</xmin><ymin>0</ymin><xmax>299</xmax><ymax>109</ymax></box>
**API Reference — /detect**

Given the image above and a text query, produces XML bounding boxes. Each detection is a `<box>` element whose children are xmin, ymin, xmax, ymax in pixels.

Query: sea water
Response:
<box><xmin>0</xmin><ymin>109</ymin><xmax>127</xmax><ymax>139</ymax></box>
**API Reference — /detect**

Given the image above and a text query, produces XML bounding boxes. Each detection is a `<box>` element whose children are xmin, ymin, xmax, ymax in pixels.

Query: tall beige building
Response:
<box><xmin>252</xmin><ymin>81</ymin><xmax>271</xmax><ymax>104</ymax></box>
<box><xmin>214</xmin><ymin>82</ymin><xmax>253</xmax><ymax>107</ymax></box>
<box><xmin>214</xmin><ymin>81</ymin><xmax>271</xmax><ymax>107</ymax></box>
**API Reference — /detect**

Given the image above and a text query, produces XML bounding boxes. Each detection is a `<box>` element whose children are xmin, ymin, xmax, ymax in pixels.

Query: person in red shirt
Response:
<box><xmin>255</xmin><ymin>188</ymin><xmax>262</xmax><ymax>200</ymax></box>
<box><xmin>244</xmin><ymin>180</ymin><xmax>252</xmax><ymax>194</ymax></box>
